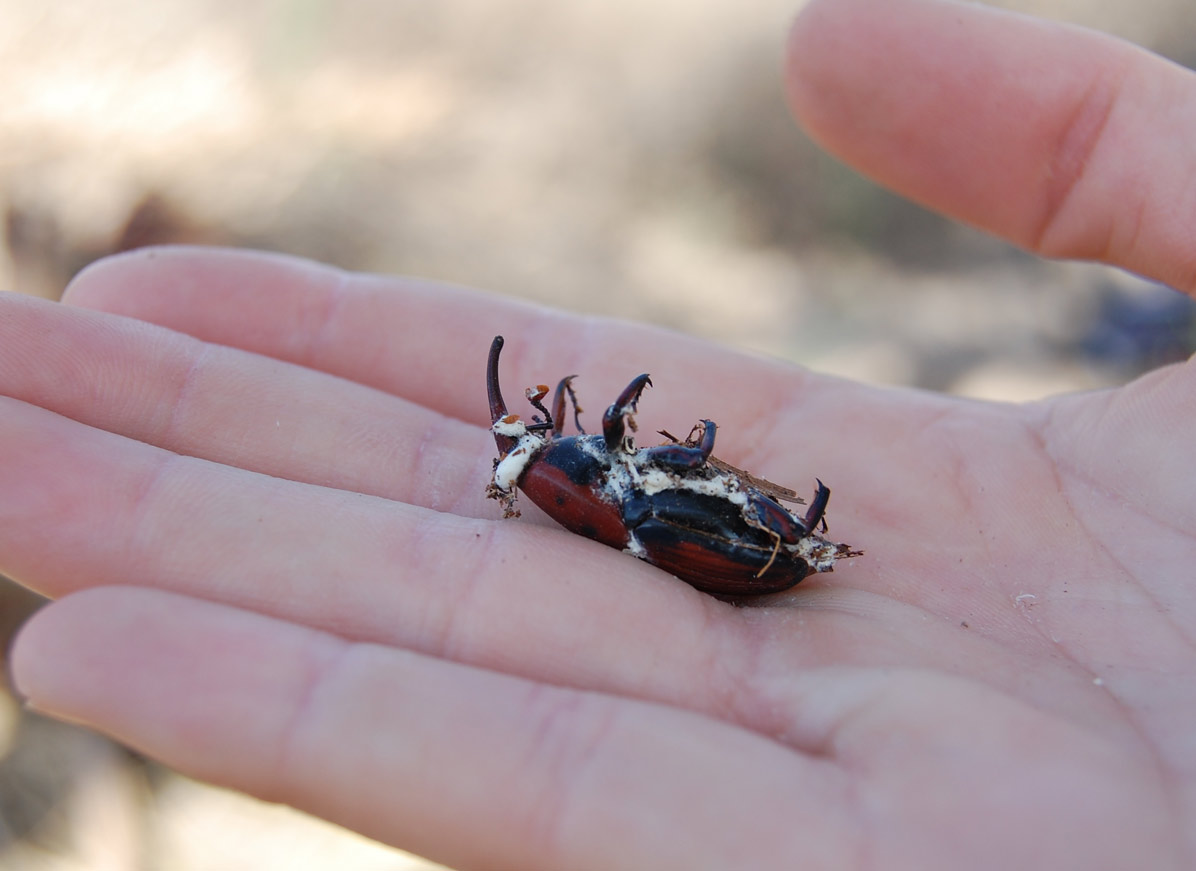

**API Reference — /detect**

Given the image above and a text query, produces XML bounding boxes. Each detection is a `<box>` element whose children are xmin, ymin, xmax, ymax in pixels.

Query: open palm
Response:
<box><xmin>5</xmin><ymin>1</ymin><xmax>1194</xmax><ymax>868</ymax></box>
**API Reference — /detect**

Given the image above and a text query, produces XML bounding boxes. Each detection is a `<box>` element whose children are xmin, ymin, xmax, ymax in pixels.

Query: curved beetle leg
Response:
<box><xmin>602</xmin><ymin>373</ymin><xmax>652</xmax><ymax>452</ymax></box>
<box><xmin>551</xmin><ymin>375</ymin><xmax>584</xmax><ymax>435</ymax></box>
<box><xmin>804</xmin><ymin>478</ymin><xmax>831</xmax><ymax>534</ymax></box>
<box><xmin>746</xmin><ymin>479</ymin><xmax>831</xmax><ymax>544</ymax></box>
<box><xmin>486</xmin><ymin>336</ymin><xmax>516</xmax><ymax>454</ymax></box>
<box><xmin>745</xmin><ymin>489</ymin><xmax>804</xmax><ymax>535</ymax></box>
<box><xmin>641</xmin><ymin>419</ymin><xmax>717</xmax><ymax>471</ymax></box>
<box><xmin>743</xmin><ymin>485</ymin><xmax>827</xmax><ymax>579</ymax></box>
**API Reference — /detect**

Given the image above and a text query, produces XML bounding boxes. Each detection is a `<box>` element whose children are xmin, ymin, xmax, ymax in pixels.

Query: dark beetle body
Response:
<box><xmin>626</xmin><ymin>490</ymin><xmax>806</xmax><ymax>595</ymax></box>
<box><xmin>485</xmin><ymin>336</ymin><xmax>855</xmax><ymax>596</ymax></box>
<box><xmin>514</xmin><ymin>439</ymin><xmax>810</xmax><ymax>594</ymax></box>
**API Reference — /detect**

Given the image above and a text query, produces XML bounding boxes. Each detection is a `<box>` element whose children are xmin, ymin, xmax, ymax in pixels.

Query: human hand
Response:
<box><xmin>4</xmin><ymin>0</ymin><xmax>1194</xmax><ymax>868</ymax></box>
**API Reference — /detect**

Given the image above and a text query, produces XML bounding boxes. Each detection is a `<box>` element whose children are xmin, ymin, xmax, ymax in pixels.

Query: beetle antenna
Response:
<box><xmin>525</xmin><ymin>384</ymin><xmax>554</xmax><ymax>429</ymax></box>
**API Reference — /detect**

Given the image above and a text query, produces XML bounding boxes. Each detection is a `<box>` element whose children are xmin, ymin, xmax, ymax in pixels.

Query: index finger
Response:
<box><xmin>63</xmin><ymin>247</ymin><xmax>852</xmax><ymax>474</ymax></box>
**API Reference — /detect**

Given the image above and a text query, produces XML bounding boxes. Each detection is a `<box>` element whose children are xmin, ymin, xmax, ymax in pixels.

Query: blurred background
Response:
<box><xmin>2</xmin><ymin>0</ymin><xmax>1194</xmax><ymax>867</ymax></box>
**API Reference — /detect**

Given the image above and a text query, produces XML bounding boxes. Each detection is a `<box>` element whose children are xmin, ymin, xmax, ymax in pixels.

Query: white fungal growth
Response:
<box><xmin>490</xmin><ymin>430</ymin><xmax>545</xmax><ymax>493</ymax></box>
<box><xmin>623</xmin><ymin>536</ymin><xmax>647</xmax><ymax>559</ymax></box>
<box><xmin>491</xmin><ymin>417</ymin><xmax>531</xmax><ymax>439</ymax></box>
<box><xmin>579</xmin><ymin>437</ymin><xmax>751</xmax><ymax>508</ymax></box>
<box><xmin>486</xmin><ymin>419</ymin><xmax>549</xmax><ymax>518</ymax></box>
<box><xmin>792</xmin><ymin>535</ymin><xmax>843</xmax><ymax>573</ymax></box>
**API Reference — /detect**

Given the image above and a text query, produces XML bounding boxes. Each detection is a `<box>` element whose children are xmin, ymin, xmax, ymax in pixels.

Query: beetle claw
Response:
<box><xmin>603</xmin><ymin>373</ymin><xmax>652</xmax><ymax>452</ymax></box>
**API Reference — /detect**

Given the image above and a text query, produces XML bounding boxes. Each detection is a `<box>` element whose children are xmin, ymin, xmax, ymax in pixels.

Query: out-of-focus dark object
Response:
<box><xmin>112</xmin><ymin>193</ymin><xmax>217</xmax><ymax>253</ymax></box>
<box><xmin>4</xmin><ymin>192</ymin><xmax>223</xmax><ymax>300</ymax></box>
<box><xmin>1078</xmin><ymin>281</ymin><xmax>1196</xmax><ymax>373</ymax></box>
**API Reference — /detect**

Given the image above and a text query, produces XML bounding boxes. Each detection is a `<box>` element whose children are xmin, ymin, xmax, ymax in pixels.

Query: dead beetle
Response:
<box><xmin>484</xmin><ymin>335</ymin><xmax>858</xmax><ymax>596</ymax></box>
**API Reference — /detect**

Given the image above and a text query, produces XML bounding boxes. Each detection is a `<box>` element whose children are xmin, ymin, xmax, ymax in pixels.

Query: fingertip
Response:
<box><xmin>786</xmin><ymin>0</ymin><xmax>911</xmax><ymax>135</ymax></box>
<box><xmin>63</xmin><ymin>245</ymin><xmax>197</xmax><ymax>307</ymax></box>
<box><xmin>786</xmin><ymin>0</ymin><xmax>863</xmax><ymax>124</ymax></box>
<box><xmin>63</xmin><ymin>245</ymin><xmax>343</xmax><ymax>313</ymax></box>
<box><xmin>10</xmin><ymin>587</ymin><xmax>212</xmax><ymax>718</ymax></box>
<box><xmin>8</xmin><ymin>586</ymin><xmax>335</xmax><ymax>786</ymax></box>
<box><xmin>8</xmin><ymin>587</ymin><xmax>113</xmax><ymax>717</ymax></box>
<box><xmin>9</xmin><ymin>587</ymin><xmax>233</xmax><ymax>725</ymax></box>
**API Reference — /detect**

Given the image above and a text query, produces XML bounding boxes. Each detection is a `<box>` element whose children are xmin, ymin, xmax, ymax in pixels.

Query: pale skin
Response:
<box><xmin>3</xmin><ymin>0</ymin><xmax>1195</xmax><ymax>867</ymax></box>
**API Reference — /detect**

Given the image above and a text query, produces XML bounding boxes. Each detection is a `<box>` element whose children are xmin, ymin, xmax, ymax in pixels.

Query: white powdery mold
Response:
<box><xmin>486</xmin><ymin>422</ymin><xmax>549</xmax><ymax>519</ymax></box>
<box><xmin>636</xmin><ymin>465</ymin><xmax>750</xmax><ymax>505</ymax></box>
<box><xmin>581</xmin><ymin>438</ymin><xmax>751</xmax><ymax>508</ymax></box>
<box><xmin>623</xmin><ymin>534</ymin><xmax>647</xmax><ymax>559</ymax></box>
<box><xmin>491</xmin><ymin>417</ymin><xmax>531</xmax><ymax>439</ymax></box>
<box><xmin>491</xmin><ymin>432</ymin><xmax>546</xmax><ymax>493</ymax></box>
<box><xmin>791</xmin><ymin>535</ymin><xmax>842</xmax><ymax>573</ymax></box>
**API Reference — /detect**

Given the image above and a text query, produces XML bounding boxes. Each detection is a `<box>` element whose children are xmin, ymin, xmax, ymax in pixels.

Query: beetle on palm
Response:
<box><xmin>485</xmin><ymin>335</ymin><xmax>859</xmax><ymax>596</ymax></box>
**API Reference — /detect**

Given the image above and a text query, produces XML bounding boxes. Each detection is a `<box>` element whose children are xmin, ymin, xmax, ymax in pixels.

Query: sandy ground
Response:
<box><xmin>1</xmin><ymin>0</ymin><xmax>1194</xmax><ymax>867</ymax></box>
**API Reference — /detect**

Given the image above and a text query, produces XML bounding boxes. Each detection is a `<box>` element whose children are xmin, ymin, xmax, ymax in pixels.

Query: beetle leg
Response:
<box><xmin>551</xmin><ymin>375</ymin><xmax>584</xmax><ymax>435</ymax></box>
<box><xmin>602</xmin><ymin>373</ymin><xmax>652</xmax><ymax>452</ymax></box>
<box><xmin>742</xmin><ymin>469</ymin><xmax>834</xmax><ymax>580</ymax></box>
<box><xmin>641</xmin><ymin>419</ymin><xmax>717</xmax><ymax>471</ymax></box>
<box><xmin>487</xmin><ymin>336</ymin><xmax>517</xmax><ymax>454</ymax></box>
<box><xmin>804</xmin><ymin>479</ymin><xmax>831</xmax><ymax>534</ymax></box>
<box><xmin>749</xmin><ymin>479</ymin><xmax>830</xmax><ymax>542</ymax></box>
<box><xmin>745</xmin><ymin>492</ymin><xmax>807</xmax><ymax>542</ymax></box>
